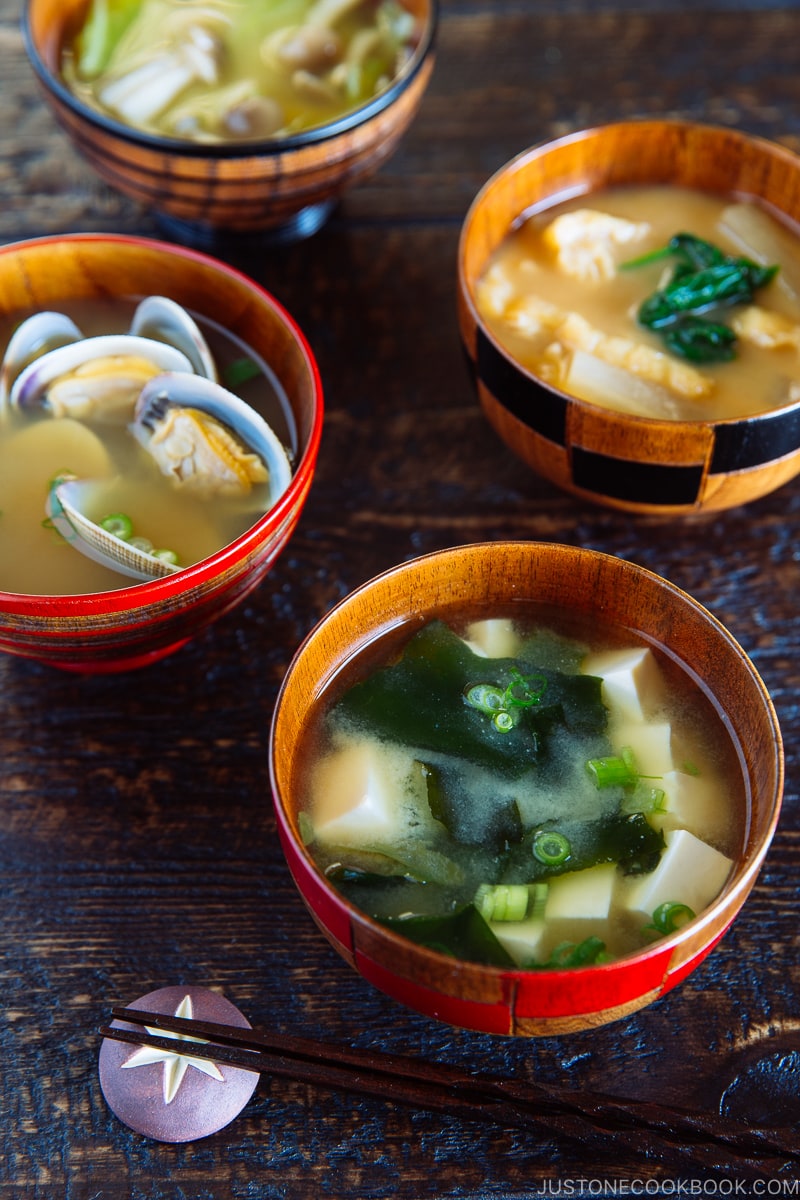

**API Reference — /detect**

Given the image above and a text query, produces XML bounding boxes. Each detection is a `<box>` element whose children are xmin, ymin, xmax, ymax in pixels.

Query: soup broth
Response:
<box><xmin>61</xmin><ymin>0</ymin><xmax>423</xmax><ymax>143</ymax></box>
<box><xmin>297</xmin><ymin>606</ymin><xmax>746</xmax><ymax>969</ymax></box>
<box><xmin>476</xmin><ymin>186</ymin><xmax>800</xmax><ymax>421</ymax></box>
<box><xmin>0</xmin><ymin>299</ymin><xmax>295</xmax><ymax>596</ymax></box>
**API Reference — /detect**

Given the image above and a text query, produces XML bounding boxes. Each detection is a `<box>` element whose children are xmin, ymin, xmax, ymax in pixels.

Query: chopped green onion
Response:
<box><xmin>129</xmin><ymin>535</ymin><xmax>154</xmax><ymax>554</ymax></box>
<box><xmin>474</xmin><ymin>883</ymin><xmax>530</xmax><ymax>923</ymax></box>
<box><xmin>620</xmin><ymin>784</ymin><xmax>667</xmax><ymax>816</ymax></box>
<box><xmin>504</xmin><ymin>669</ymin><xmax>547</xmax><ymax>708</ymax></box>
<box><xmin>526</xmin><ymin>936</ymin><xmax>610</xmax><ymax>970</ymax></box>
<box><xmin>152</xmin><ymin>549</ymin><xmax>179</xmax><ymax>566</ymax></box>
<box><xmin>464</xmin><ymin>683</ymin><xmax>506</xmax><ymax>714</ymax></box>
<box><xmin>492</xmin><ymin>710</ymin><xmax>517</xmax><ymax>733</ymax></box>
<box><xmin>586</xmin><ymin>746</ymin><xmax>639</xmax><ymax>789</ymax></box>
<box><xmin>100</xmin><ymin>512</ymin><xmax>134</xmax><ymax>541</ymax></box>
<box><xmin>682</xmin><ymin>761</ymin><xmax>701</xmax><ymax>776</ymax></box>
<box><xmin>529</xmin><ymin>882</ymin><xmax>549</xmax><ymax>921</ymax></box>
<box><xmin>644</xmin><ymin>901</ymin><xmax>696</xmax><ymax>936</ymax></box>
<box><xmin>532</xmin><ymin>829</ymin><xmax>571</xmax><ymax>866</ymax></box>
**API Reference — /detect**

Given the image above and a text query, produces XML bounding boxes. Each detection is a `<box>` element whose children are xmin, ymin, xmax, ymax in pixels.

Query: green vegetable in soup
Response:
<box><xmin>380</xmin><ymin>905</ymin><xmax>517</xmax><ymax>967</ymax></box>
<box><xmin>623</xmin><ymin>232</ymin><xmax>779</xmax><ymax>364</ymax></box>
<box><xmin>332</xmin><ymin>620</ymin><xmax>608</xmax><ymax>776</ymax></box>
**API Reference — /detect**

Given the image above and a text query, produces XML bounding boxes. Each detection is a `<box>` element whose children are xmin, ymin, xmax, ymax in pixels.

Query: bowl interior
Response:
<box><xmin>457</xmin><ymin>121</ymin><xmax>800</xmax><ymax>513</ymax></box>
<box><xmin>461</xmin><ymin>120</ymin><xmax>800</xmax><ymax>295</ymax></box>
<box><xmin>25</xmin><ymin>0</ymin><xmax>437</xmax><ymax>153</ymax></box>
<box><xmin>271</xmin><ymin>542</ymin><xmax>783</xmax><ymax>1033</ymax></box>
<box><xmin>0</xmin><ymin>233</ymin><xmax>323</xmax><ymax>613</ymax></box>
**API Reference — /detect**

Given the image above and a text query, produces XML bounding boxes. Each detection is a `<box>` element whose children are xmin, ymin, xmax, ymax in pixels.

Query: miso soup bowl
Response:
<box><xmin>0</xmin><ymin>234</ymin><xmax>323</xmax><ymax>673</ymax></box>
<box><xmin>458</xmin><ymin>120</ymin><xmax>800</xmax><ymax>514</ymax></box>
<box><xmin>23</xmin><ymin>0</ymin><xmax>436</xmax><ymax>247</ymax></box>
<box><xmin>269</xmin><ymin>541</ymin><xmax>783</xmax><ymax>1036</ymax></box>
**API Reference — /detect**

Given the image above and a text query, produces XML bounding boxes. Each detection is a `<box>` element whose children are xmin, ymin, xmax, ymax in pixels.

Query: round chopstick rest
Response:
<box><xmin>99</xmin><ymin>985</ymin><xmax>259</xmax><ymax>1142</ymax></box>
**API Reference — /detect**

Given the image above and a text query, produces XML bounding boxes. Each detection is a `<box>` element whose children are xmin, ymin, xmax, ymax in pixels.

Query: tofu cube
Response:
<box><xmin>650</xmin><ymin>769</ymin><xmax>722</xmax><ymax>843</ymax></box>
<box><xmin>463</xmin><ymin>618</ymin><xmax>520</xmax><ymax>659</ymax></box>
<box><xmin>541</xmin><ymin>863</ymin><xmax>617</xmax><ymax>949</ymax></box>
<box><xmin>581</xmin><ymin>645</ymin><xmax>665</xmax><ymax>723</ymax></box>
<box><xmin>490</xmin><ymin>915</ymin><xmax>547</xmax><ymax>967</ymax></box>
<box><xmin>310</xmin><ymin>740</ymin><xmax>425</xmax><ymax>848</ymax></box>
<box><xmin>615</xmin><ymin>721</ymin><xmax>675</xmax><ymax>776</ymax></box>
<box><xmin>619</xmin><ymin>828</ymin><xmax>733</xmax><ymax>925</ymax></box>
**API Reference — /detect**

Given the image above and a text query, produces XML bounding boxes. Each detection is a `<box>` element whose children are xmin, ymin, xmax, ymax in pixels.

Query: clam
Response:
<box><xmin>2</xmin><ymin>295</ymin><xmax>218</xmax><ymax>418</ymax></box>
<box><xmin>132</xmin><ymin>372</ymin><xmax>293</xmax><ymax>503</ymax></box>
<box><xmin>128</xmin><ymin>296</ymin><xmax>218</xmax><ymax>381</ymax></box>
<box><xmin>9</xmin><ymin>335</ymin><xmax>194</xmax><ymax>424</ymax></box>
<box><xmin>0</xmin><ymin>311</ymin><xmax>83</xmax><ymax>409</ymax></box>
<box><xmin>45</xmin><ymin>475</ymin><xmax>181</xmax><ymax>582</ymax></box>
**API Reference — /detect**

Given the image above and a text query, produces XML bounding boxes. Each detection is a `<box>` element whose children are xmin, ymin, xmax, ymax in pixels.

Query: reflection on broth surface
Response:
<box><xmin>0</xmin><ymin>299</ymin><xmax>295</xmax><ymax>596</ymax></box>
<box><xmin>296</xmin><ymin>607</ymin><xmax>746</xmax><ymax>970</ymax></box>
<box><xmin>477</xmin><ymin>186</ymin><xmax>800</xmax><ymax>422</ymax></box>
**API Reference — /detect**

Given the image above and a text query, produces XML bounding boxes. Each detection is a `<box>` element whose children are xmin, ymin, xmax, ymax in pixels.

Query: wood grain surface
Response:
<box><xmin>1</xmin><ymin>1</ymin><xmax>799</xmax><ymax>1197</ymax></box>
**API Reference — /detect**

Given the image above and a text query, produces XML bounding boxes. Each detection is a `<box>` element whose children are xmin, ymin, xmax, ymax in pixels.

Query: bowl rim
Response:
<box><xmin>269</xmin><ymin>539</ymin><xmax>785</xmax><ymax>982</ymax></box>
<box><xmin>22</xmin><ymin>0</ymin><xmax>439</xmax><ymax>158</ymax></box>
<box><xmin>457</xmin><ymin>117</ymin><xmax>800</xmax><ymax>431</ymax></box>
<box><xmin>0</xmin><ymin>231</ymin><xmax>324</xmax><ymax>614</ymax></box>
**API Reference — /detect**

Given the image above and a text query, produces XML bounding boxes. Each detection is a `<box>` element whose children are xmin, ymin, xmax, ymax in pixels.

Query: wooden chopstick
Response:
<box><xmin>102</xmin><ymin>1006</ymin><xmax>800</xmax><ymax>1172</ymax></box>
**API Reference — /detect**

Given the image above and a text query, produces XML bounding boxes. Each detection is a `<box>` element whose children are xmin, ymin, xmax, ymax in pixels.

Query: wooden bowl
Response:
<box><xmin>458</xmin><ymin>120</ymin><xmax>800</xmax><ymax>514</ymax></box>
<box><xmin>23</xmin><ymin>0</ymin><xmax>436</xmax><ymax>247</ymax></box>
<box><xmin>269</xmin><ymin>542</ymin><xmax>783</xmax><ymax>1036</ymax></box>
<box><xmin>0</xmin><ymin>234</ymin><xmax>323</xmax><ymax>672</ymax></box>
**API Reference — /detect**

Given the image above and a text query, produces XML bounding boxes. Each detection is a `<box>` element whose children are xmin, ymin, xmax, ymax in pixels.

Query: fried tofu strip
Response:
<box><xmin>555</xmin><ymin>313</ymin><xmax>713</xmax><ymax>400</ymax></box>
<box><xmin>543</xmin><ymin>209</ymin><xmax>651</xmax><ymax>283</ymax></box>
<box><xmin>730</xmin><ymin>305</ymin><xmax>800</xmax><ymax>351</ymax></box>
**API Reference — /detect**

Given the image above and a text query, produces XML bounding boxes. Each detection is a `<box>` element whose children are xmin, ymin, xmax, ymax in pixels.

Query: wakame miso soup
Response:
<box><xmin>476</xmin><ymin>185</ymin><xmax>800</xmax><ymax>422</ymax></box>
<box><xmin>296</xmin><ymin>606</ymin><xmax>746</xmax><ymax>970</ymax></box>
<box><xmin>0</xmin><ymin>298</ymin><xmax>295</xmax><ymax>596</ymax></box>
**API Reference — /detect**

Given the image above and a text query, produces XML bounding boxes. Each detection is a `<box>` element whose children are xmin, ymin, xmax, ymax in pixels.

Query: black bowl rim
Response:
<box><xmin>22</xmin><ymin>0</ymin><xmax>438</xmax><ymax>159</ymax></box>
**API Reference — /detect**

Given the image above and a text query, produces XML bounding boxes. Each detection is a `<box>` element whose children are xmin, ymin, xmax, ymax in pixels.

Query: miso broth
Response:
<box><xmin>0</xmin><ymin>299</ymin><xmax>295</xmax><ymax>596</ymax></box>
<box><xmin>297</xmin><ymin>606</ymin><xmax>746</xmax><ymax>969</ymax></box>
<box><xmin>476</xmin><ymin>186</ymin><xmax>800</xmax><ymax>422</ymax></box>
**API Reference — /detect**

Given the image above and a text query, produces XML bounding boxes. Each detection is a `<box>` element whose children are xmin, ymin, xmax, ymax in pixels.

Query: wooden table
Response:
<box><xmin>2</xmin><ymin>1</ymin><xmax>799</xmax><ymax>1195</ymax></box>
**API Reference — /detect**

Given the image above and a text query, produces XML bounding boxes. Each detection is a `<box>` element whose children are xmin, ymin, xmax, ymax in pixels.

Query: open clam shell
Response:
<box><xmin>129</xmin><ymin>296</ymin><xmax>218</xmax><ymax>382</ymax></box>
<box><xmin>46</xmin><ymin>474</ymin><xmax>181</xmax><ymax>582</ymax></box>
<box><xmin>133</xmin><ymin>372</ymin><xmax>293</xmax><ymax>504</ymax></box>
<box><xmin>10</xmin><ymin>335</ymin><xmax>194</xmax><ymax>422</ymax></box>
<box><xmin>0</xmin><ymin>311</ymin><xmax>83</xmax><ymax>409</ymax></box>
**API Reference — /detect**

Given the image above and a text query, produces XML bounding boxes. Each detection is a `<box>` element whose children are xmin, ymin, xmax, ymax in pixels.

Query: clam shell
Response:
<box><xmin>0</xmin><ymin>311</ymin><xmax>83</xmax><ymax>409</ymax></box>
<box><xmin>133</xmin><ymin>372</ymin><xmax>293</xmax><ymax>504</ymax></box>
<box><xmin>10</xmin><ymin>335</ymin><xmax>194</xmax><ymax>419</ymax></box>
<box><xmin>129</xmin><ymin>296</ymin><xmax>218</xmax><ymax>381</ymax></box>
<box><xmin>46</xmin><ymin>475</ymin><xmax>181</xmax><ymax>582</ymax></box>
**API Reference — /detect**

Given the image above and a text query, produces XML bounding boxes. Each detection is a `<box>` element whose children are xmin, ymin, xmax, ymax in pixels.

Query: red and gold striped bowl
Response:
<box><xmin>269</xmin><ymin>542</ymin><xmax>783</xmax><ymax>1036</ymax></box>
<box><xmin>0</xmin><ymin>234</ymin><xmax>323</xmax><ymax>672</ymax></box>
<box><xmin>458</xmin><ymin>120</ymin><xmax>800</xmax><ymax>514</ymax></box>
<box><xmin>23</xmin><ymin>0</ymin><xmax>437</xmax><ymax>246</ymax></box>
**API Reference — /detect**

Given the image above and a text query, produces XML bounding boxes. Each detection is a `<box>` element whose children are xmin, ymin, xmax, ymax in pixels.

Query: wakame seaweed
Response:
<box><xmin>332</xmin><ymin>620</ymin><xmax>607</xmax><ymax>776</ymax></box>
<box><xmin>380</xmin><ymin>905</ymin><xmax>516</xmax><ymax>967</ymax></box>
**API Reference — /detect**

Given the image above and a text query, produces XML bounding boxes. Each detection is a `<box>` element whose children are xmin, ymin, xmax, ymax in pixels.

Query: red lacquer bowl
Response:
<box><xmin>269</xmin><ymin>542</ymin><xmax>783</xmax><ymax>1035</ymax></box>
<box><xmin>23</xmin><ymin>0</ymin><xmax>437</xmax><ymax>247</ymax></box>
<box><xmin>0</xmin><ymin>234</ymin><xmax>323</xmax><ymax>673</ymax></box>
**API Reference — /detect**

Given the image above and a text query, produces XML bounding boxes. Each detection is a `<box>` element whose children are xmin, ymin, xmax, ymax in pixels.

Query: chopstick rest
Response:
<box><xmin>98</xmin><ymin>985</ymin><xmax>259</xmax><ymax>1143</ymax></box>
